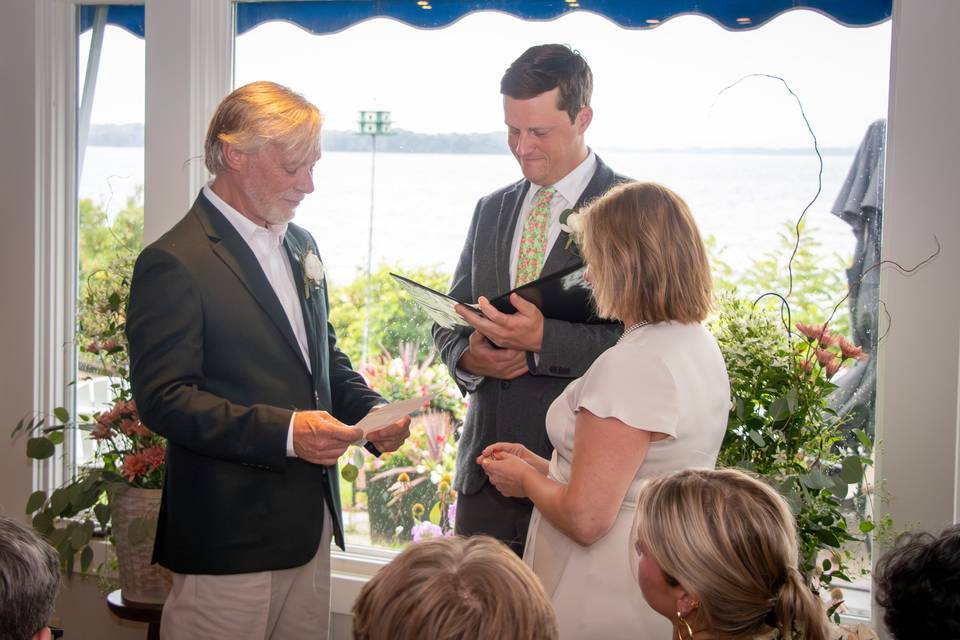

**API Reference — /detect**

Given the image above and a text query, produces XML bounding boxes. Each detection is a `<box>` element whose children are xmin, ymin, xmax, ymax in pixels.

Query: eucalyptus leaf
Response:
<box><xmin>840</xmin><ymin>456</ymin><xmax>863</xmax><ymax>484</ymax></box>
<box><xmin>53</xmin><ymin>406</ymin><xmax>70</xmax><ymax>424</ymax></box>
<box><xmin>71</xmin><ymin>523</ymin><xmax>91</xmax><ymax>549</ymax></box>
<box><xmin>854</xmin><ymin>428</ymin><xmax>873</xmax><ymax>451</ymax></box>
<box><xmin>49</xmin><ymin>488</ymin><xmax>70</xmax><ymax>515</ymax></box>
<box><xmin>859</xmin><ymin>520</ymin><xmax>875</xmax><ymax>534</ymax></box>
<box><xmin>94</xmin><ymin>503</ymin><xmax>111</xmax><ymax>528</ymax></box>
<box><xmin>800</xmin><ymin>469</ymin><xmax>834</xmax><ymax>491</ymax></box>
<box><xmin>748</xmin><ymin>430</ymin><xmax>766</xmax><ymax>447</ymax></box>
<box><xmin>769</xmin><ymin>396</ymin><xmax>791</xmax><ymax>421</ymax></box>
<box><xmin>80</xmin><ymin>545</ymin><xmax>94</xmax><ymax>573</ymax></box>
<box><xmin>26</xmin><ymin>437</ymin><xmax>55</xmax><ymax>460</ymax></box>
<box><xmin>47</xmin><ymin>431</ymin><xmax>64</xmax><ymax>446</ymax></box>
<box><xmin>25</xmin><ymin>490</ymin><xmax>47</xmax><ymax>514</ymax></box>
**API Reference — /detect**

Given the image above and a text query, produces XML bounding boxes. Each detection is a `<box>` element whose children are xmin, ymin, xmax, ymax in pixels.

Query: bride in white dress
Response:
<box><xmin>479</xmin><ymin>182</ymin><xmax>730</xmax><ymax>640</ymax></box>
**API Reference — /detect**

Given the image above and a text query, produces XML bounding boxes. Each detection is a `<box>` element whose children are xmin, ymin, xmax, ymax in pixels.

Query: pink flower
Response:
<box><xmin>411</xmin><ymin>521</ymin><xmax>444</xmax><ymax>543</ymax></box>
<box><xmin>796</xmin><ymin>322</ymin><xmax>831</xmax><ymax>344</ymax></box>
<box><xmin>90</xmin><ymin>421</ymin><xmax>113</xmax><ymax>440</ymax></box>
<box><xmin>825</xmin><ymin>359</ymin><xmax>841</xmax><ymax>378</ymax></box>
<box><xmin>85</xmin><ymin>340</ymin><xmax>101</xmax><ymax>354</ymax></box>
<box><xmin>837</xmin><ymin>336</ymin><xmax>868</xmax><ymax>361</ymax></box>
<box><xmin>816</xmin><ymin>348</ymin><xmax>838</xmax><ymax>369</ymax></box>
<box><xmin>120</xmin><ymin>453</ymin><xmax>149</xmax><ymax>482</ymax></box>
<box><xmin>140</xmin><ymin>445</ymin><xmax>166</xmax><ymax>470</ymax></box>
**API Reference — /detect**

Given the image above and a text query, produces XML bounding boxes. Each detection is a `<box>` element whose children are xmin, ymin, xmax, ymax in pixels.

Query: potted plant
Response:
<box><xmin>712</xmin><ymin>295</ymin><xmax>890</xmax><ymax>612</ymax></box>
<box><xmin>12</xmin><ymin>251</ymin><xmax>171</xmax><ymax>604</ymax></box>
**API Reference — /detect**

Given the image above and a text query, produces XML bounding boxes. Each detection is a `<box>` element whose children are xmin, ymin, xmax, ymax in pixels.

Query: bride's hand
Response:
<box><xmin>477</xmin><ymin>441</ymin><xmax>531</xmax><ymax>465</ymax></box>
<box><xmin>480</xmin><ymin>451</ymin><xmax>533</xmax><ymax>498</ymax></box>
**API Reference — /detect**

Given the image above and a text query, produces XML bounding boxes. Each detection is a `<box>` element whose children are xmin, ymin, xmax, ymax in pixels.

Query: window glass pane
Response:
<box><xmin>76</xmin><ymin>18</ymin><xmax>145</xmax><ymax>471</ymax></box>
<box><xmin>235</xmin><ymin>11</ymin><xmax>889</xmax><ymax>614</ymax></box>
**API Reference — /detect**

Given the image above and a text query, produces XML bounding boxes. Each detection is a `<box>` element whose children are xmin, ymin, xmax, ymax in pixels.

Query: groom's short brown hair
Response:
<box><xmin>501</xmin><ymin>44</ymin><xmax>592</xmax><ymax>123</ymax></box>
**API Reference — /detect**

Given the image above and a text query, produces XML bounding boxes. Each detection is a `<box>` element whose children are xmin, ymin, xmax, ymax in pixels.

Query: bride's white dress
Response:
<box><xmin>523</xmin><ymin>322</ymin><xmax>730</xmax><ymax>640</ymax></box>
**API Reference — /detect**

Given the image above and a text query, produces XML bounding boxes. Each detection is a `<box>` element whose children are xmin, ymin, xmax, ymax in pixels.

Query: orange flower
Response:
<box><xmin>837</xmin><ymin>336</ymin><xmax>868</xmax><ymax>361</ymax></box>
<box><xmin>796</xmin><ymin>322</ymin><xmax>831</xmax><ymax>344</ymax></box>
<box><xmin>120</xmin><ymin>452</ymin><xmax>149</xmax><ymax>482</ymax></box>
<box><xmin>816</xmin><ymin>348</ymin><xmax>838</xmax><ymax>369</ymax></box>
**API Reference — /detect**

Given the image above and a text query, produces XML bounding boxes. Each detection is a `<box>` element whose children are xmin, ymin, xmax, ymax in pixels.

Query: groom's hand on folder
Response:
<box><xmin>456</xmin><ymin>294</ymin><xmax>545</xmax><ymax>352</ymax></box>
<box><xmin>456</xmin><ymin>327</ymin><xmax>529</xmax><ymax>380</ymax></box>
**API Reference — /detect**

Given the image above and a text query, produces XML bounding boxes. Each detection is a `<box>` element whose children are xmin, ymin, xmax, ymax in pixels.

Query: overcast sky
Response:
<box><xmin>83</xmin><ymin>9</ymin><xmax>890</xmax><ymax>150</ymax></box>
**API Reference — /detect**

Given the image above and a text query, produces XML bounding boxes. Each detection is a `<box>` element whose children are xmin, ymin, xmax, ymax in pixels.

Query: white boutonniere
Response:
<box><xmin>559</xmin><ymin>208</ymin><xmax>585</xmax><ymax>250</ymax></box>
<box><xmin>300</xmin><ymin>248</ymin><xmax>325</xmax><ymax>300</ymax></box>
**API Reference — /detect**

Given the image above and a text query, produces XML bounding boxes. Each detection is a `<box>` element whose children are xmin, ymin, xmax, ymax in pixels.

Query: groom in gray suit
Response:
<box><xmin>433</xmin><ymin>44</ymin><xmax>627</xmax><ymax>555</ymax></box>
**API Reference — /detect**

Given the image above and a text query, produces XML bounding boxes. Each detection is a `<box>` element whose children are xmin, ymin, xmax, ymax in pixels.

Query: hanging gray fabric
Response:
<box><xmin>830</xmin><ymin>119</ymin><xmax>885</xmax><ymax>437</ymax></box>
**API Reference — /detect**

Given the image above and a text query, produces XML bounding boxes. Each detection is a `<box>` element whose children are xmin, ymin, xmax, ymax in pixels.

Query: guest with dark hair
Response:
<box><xmin>352</xmin><ymin>535</ymin><xmax>558</xmax><ymax>640</ymax></box>
<box><xmin>874</xmin><ymin>524</ymin><xmax>960</xmax><ymax>639</ymax></box>
<box><xmin>0</xmin><ymin>516</ymin><xmax>61</xmax><ymax>640</ymax></box>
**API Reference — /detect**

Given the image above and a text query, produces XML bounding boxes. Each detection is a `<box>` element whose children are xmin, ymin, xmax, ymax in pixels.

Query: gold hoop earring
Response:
<box><xmin>676</xmin><ymin>609</ymin><xmax>694</xmax><ymax>640</ymax></box>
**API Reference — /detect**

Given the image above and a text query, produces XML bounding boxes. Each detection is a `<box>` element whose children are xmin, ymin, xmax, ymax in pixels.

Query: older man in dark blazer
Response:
<box><xmin>126</xmin><ymin>81</ymin><xmax>410</xmax><ymax>640</ymax></box>
<box><xmin>433</xmin><ymin>45</ymin><xmax>627</xmax><ymax>555</ymax></box>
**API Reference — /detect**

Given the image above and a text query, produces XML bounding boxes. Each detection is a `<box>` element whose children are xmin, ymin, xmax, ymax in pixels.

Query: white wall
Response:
<box><xmin>1</xmin><ymin>0</ymin><xmax>958</xmax><ymax>638</ymax></box>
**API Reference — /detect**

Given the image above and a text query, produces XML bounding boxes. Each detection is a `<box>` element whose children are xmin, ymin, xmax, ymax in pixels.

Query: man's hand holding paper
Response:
<box><xmin>358</xmin><ymin>395</ymin><xmax>429</xmax><ymax>453</ymax></box>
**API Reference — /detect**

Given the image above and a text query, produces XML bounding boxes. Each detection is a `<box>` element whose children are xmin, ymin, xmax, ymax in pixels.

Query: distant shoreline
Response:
<box><xmin>87</xmin><ymin>123</ymin><xmax>853</xmax><ymax>156</ymax></box>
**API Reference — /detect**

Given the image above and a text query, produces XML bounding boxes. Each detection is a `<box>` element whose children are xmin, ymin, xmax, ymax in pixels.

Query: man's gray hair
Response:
<box><xmin>0</xmin><ymin>516</ymin><xmax>61</xmax><ymax>640</ymax></box>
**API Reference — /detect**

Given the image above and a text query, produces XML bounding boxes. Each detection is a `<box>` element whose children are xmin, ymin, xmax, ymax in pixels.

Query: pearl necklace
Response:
<box><xmin>617</xmin><ymin>321</ymin><xmax>649</xmax><ymax>344</ymax></box>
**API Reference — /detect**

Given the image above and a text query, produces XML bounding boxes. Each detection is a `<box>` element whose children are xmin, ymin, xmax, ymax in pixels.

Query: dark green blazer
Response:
<box><xmin>126</xmin><ymin>192</ymin><xmax>382</xmax><ymax>575</ymax></box>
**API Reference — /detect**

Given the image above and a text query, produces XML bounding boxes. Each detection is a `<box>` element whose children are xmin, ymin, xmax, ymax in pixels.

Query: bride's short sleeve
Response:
<box><xmin>574</xmin><ymin>347</ymin><xmax>679</xmax><ymax>438</ymax></box>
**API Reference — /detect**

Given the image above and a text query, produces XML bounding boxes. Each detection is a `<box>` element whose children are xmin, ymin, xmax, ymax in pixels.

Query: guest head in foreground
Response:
<box><xmin>874</xmin><ymin>524</ymin><xmax>960</xmax><ymax>639</ymax></box>
<box><xmin>352</xmin><ymin>535</ymin><xmax>558</xmax><ymax>640</ymax></box>
<box><xmin>579</xmin><ymin>181</ymin><xmax>713</xmax><ymax>325</ymax></box>
<box><xmin>0</xmin><ymin>516</ymin><xmax>61</xmax><ymax>640</ymax></box>
<box><xmin>634</xmin><ymin>468</ymin><xmax>832</xmax><ymax>640</ymax></box>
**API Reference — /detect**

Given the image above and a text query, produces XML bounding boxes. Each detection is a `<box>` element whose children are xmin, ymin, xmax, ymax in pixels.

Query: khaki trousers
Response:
<box><xmin>160</xmin><ymin>508</ymin><xmax>333</xmax><ymax>640</ymax></box>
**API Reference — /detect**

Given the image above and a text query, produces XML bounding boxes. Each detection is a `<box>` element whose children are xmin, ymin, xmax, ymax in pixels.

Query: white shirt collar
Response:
<box><xmin>203</xmin><ymin>181</ymin><xmax>288</xmax><ymax>247</ymax></box>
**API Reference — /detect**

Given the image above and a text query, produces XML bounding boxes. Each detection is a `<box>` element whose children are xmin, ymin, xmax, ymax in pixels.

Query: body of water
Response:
<box><xmin>80</xmin><ymin>146</ymin><xmax>858</xmax><ymax>287</ymax></box>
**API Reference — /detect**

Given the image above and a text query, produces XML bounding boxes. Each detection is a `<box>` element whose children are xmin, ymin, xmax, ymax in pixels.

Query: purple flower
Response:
<box><xmin>447</xmin><ymin>502</ymin><xmax>457</xmax><ymax>528</ymax></box>
<box><xmin>411</xmin><ymin>521</ymin><xmax>444</xmax><ymax>543</ymax></box>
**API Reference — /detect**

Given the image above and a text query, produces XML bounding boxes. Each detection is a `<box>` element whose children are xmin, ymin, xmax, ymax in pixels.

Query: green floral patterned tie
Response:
<box><xmin>515</xmin><ymin>186</ymin><xmax>556</xmax><ymax>287</ymax></box>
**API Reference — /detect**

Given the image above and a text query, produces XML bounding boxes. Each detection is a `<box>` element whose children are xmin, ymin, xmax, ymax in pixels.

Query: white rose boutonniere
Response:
<box><xmin>559</xmin><ymin>208</ymin><xmax>585</xmax><ymax>250</ymax></box>
<box><xmin>300</xmin><ymin>248</ymin><xmax>325</xmax><ymax>300</ymax></box>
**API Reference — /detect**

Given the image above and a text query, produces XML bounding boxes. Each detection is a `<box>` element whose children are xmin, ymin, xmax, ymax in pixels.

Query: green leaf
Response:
<box><xmin>340</xmin><ymin>463</ymin><xmax>359</xmax><ymax>483</ymax></box>
<box><xmin>840</xmin><ymin>456</ymin><xmax>863</xmax><ymax>484</ymax></box>
<box><xmin>26</xmin><ymin>490</ymin><xmax>47</xmax><ymax>514</ymax></box>
<box><xmin>853</xmin><ymin>428</ymin><xmax>873</xmax><ymax>451</ymax></box>
<box><xmin>49</xmin><ymin>488</ymin><xmax>70</xmax><ymax>515</ymax></box>
<box><xmin>830</xmin><ymin>475</ymin><xmax>849</xmax><ymax>499</ymax></box>
<box><xmin>859</xmin><ymin>520</ymin><xmax>875</xmax><ymax>534</ymax></box>
<box><xmin>785</xmin><ymin>388</ymin><xmax>799</xmax><ymax>412</ymax></box>
<box><xmin>80</xmin><ymin>545</ymin><xmax>94</xmax><ymax>573</ymax></box>
<box><xmin>800</xmin><ymin>469</ymin><xmax>834</xmax><ymax>491</ymax></box>
<box><xmin>428</xmin><ymin>501</ymin><xmax>442</xmax><ymax>526</ymax></box>
<box><xmin>53</xmin><ymin>406</ymin><xmax>71</xmax><ymax>424</ymax></box>
<box><xmin>49</xmin><ymin>526</ymin><xmax>70</xmax><ymax>547</ymax></box>
<box><xmin>32</xmin><ymin>510</ymin><xmax>54</xmax><ymax>535</ymax></box>
<box><xmin>26</xmin><ymin>437</ymin><xmax>55</xmax><ymax>460</ymax></box>
<box><xmin>734</xmin><ymin>397</ymin><xmax>745</xmax><ymax>421</ymax></box>
<box><xmin>769</xmin><ymin>396</ymin><xmax>791</xmax><ymax>421</ymax></box>
<box><xmin>815</xmin><ymin>528</ymin><xmax>841</xmax><ymax>548</ymax></box>
<box><xmin>748</xmin><ymin>430</ymin><xmax>766</xmax><ymax>447</ymax></box>
<box><xmin>47</xmin><ymin>431</ymin><xmax>64</xmax><ymax>445</ymax></box>
<box><xmin>94</xmin><ymin>503</ymin><xmax>111</xmax><ymax>528</ymax></box>
<box><xmin>71</xmin><ymin>522</ymin><xmax>91</xmax><ymax>549</ymax></box>
<box><xmin>822</xmin><ymin>558</ymin><xmax>832</xmax><ymax>571</ymax></box>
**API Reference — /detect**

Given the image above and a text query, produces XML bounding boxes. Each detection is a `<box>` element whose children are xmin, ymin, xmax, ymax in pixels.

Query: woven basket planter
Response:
<box><xmin>109</xmin><ymin>486</ymin><xmax>172</xmax><ymax>604</ymax></box>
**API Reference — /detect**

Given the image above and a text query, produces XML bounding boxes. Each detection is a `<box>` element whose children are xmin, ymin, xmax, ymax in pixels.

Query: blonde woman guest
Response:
<box><xmin>478</xmin><ymin>182</ymin><xmax>730</xmax><ymax>639</ymax></box>
<box><xmin>634</xmin><ymin>468</ymin><xmax>878</xmax><ymax>640</ymax></box>
<box><xmin>352</xmin><ymin>536</ymin><xmax>558</xmax><ymax>640</ymax></box>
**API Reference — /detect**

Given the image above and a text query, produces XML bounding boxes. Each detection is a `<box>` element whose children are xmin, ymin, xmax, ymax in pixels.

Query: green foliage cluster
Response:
<box><xmin>12</xmin><ymin>197</ymin><xmax>151</xmax><ymax>574</ymax></box>
<box><xmin>328</xmin><ymin>264</ymin><xmax>451</xmax><ymax>364</ymax></box>
<box><xmin>710</xmin><ymin>220</ymin><xmax>851</xmax><ymax>338</ymax></box>
<box><xmin>712</xmin><ymin>296</ymin><xmax>885</xmax><ymax>595</ymax></box>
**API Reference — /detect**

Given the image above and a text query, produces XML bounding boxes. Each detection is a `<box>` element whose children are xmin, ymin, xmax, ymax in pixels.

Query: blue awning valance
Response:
<box><xmin>81</xmin><ymin>1</ymin><xmax>892</xmax><ymax>39</ymax></box>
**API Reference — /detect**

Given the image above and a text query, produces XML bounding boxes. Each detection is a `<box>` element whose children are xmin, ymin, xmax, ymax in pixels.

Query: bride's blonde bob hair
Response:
<box><xmin>634</xmin><ymin>468</ymin><xmax>831</xmax><ymax>640</ymax></box>
<box><xmin>204</xmin><ymin>80</ymin><xmax>322</xmax><ymax>175</ymax></box>
<box><xmin>579</xmin><ymin>181</ymin><xmax>712</xmax><ymax>324</ymax></box>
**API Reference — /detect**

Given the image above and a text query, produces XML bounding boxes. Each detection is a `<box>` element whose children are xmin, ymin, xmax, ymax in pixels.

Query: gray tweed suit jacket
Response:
<box><xmin>433</xmin><ymin>155</ymin><xmax>627</xmax><ymax>495</ymax></box>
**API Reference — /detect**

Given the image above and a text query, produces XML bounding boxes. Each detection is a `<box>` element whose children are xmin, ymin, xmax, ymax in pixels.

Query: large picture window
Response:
<box><xmin>233</xmin><ymin>9</ymin><xmax>890</xmax><ymax>615</ymax></box>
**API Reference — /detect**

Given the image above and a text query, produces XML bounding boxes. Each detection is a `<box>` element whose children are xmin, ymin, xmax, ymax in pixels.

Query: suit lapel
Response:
<box><xmin>541</xmin><ymin>155</ymin><xmax>617</xmax><ymax>276</ymax></box>
<box><xmin>494</xmin><ymin>180</ymin><xmax>530</xmax><ymax>293</ymax></box>
<box><xmin>193</xmin><ymin>195</ymin><xmax>310</xmax><ymax>374</ymax></box>
<box><xmin>284</xmin><ymin>232</ymin><xmax>323</xmax><ymax>393</ymax></box>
